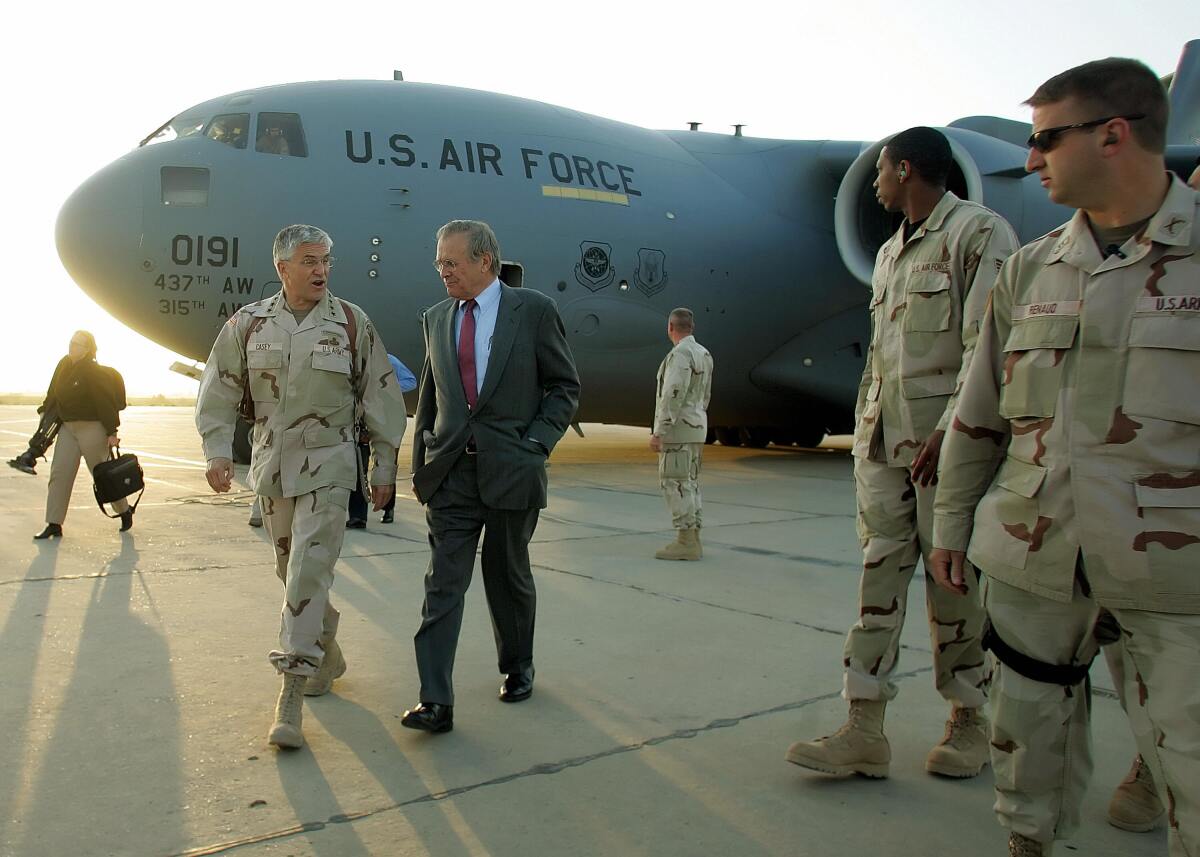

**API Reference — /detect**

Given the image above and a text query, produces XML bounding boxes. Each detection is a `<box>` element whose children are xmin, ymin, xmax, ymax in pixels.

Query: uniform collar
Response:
<box><xmin>1141</xmin><ymin>174</ymin><xmax>1195</xmax><ymax>248</ymax></box>
<box><xmin>921</xmin><ymin>190</ymin><xmax>960</xmax><ymax>233</ymax></box>
<box><xmin>882</xmin><ymin>191</ymin><xmax>960</xmax><ymax>258</ymax></box>
<box><xmin>319</xmin><ymin>289</ymin><xmax>347</xmax><ymax>323</ymax></box>
<box><xmin>1048</xmin><ymin>174</ymin><xmax>1195</xmax><ymax>267</ymax></box>
<box><xmin>253</xmin><ymin>291</ymin><xmax>281</xmax><ymax>316</ymax></box>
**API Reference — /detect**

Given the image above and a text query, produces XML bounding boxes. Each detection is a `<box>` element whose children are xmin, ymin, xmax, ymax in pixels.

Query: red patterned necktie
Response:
<box><xmin>458</xmin><ymin>298</ymin><xmax>478</xmax><ymax>409</ymax></box>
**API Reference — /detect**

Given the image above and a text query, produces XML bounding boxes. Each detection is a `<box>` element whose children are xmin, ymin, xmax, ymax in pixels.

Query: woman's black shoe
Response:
<box><xmin>381</xmin><ymin>509</ymin><xmax>394</xmax><ymax>524</ymax></box>
<box><xmin>34</xmin><ymin>524</ymin><xmax>63</xmax><ymax>540</ymax></box>
<box><xmin>119</xmin><ymin>509</ymin><xmax>134</xmax><ymax>532</ymax></box>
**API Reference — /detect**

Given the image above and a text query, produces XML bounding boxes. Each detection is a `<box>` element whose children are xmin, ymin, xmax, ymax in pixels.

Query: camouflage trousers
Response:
<box><xmin>843</xmin><ymin>456</ymin><xmax>989</xmax><ymax>707</ymax></box>
<box><xmin>660</xmin><ymin>442</ymin><xmax>702</xmax><ymax>529</ymax></box>
<box><xmin>984</xmin><ymin>575</ymin><xmax>1199</xmax><ymax>855</ymax></box>
<box><xmin>260</xmin><ymin>486</ymin><xmax>350</xmax><ymax>677</ymax></box>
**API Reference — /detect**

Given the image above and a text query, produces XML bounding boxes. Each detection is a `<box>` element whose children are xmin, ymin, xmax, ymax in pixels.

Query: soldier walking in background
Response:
<box><xmin>196</xmin><ymin>224</ymin><xmax>406</xmax><ymax>749</ymax></box>
<box><xmin>786</xmin><ymin>127</ymin><xmax>1018</xmax><ymax>780</ymax></box>
<box><xmin>649</xmin><ymin>308</ymin><xmax>713</xmax><ymax>561</ymax></box>
<box><xmin>930</xmin><ymin>59</ymin><xmax>1199</xmax><ymax>857</ymax></box>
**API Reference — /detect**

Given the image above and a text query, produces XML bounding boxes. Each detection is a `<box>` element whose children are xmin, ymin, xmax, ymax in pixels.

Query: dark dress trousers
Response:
<box><xmin>411</xmin><ymin>284</ymin><xmax>580</xmax><ymax>705</ymax></box>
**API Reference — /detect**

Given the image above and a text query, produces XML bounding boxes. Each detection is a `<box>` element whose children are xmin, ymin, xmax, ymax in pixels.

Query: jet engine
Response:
<box><xmin>833</xmin><ymin>122</ymin><xmax>1067</xmax><ymax>287</ymax></box>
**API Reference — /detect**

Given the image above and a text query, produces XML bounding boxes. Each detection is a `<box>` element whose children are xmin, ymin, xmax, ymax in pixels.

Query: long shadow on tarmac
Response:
<box><xmin>11</xmin><ymin>537</ymin><xmax>188</xmax><ymax>855</ymax></box>
<box><xmin>0</xmin><ymin>543</ymin><xmax>59</xmax><ymax>850</ymax></box>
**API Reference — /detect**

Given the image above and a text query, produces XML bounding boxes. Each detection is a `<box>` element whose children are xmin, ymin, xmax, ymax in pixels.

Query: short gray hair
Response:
<box><xmin>436</xmin><ymin>220</ymin><xmax>501</xmax><ymax>276</ymax></box>
<box><xmin>273</xmin><ymin>224</ymin><xmax>333</xmax><ymax>264</ymax></box>
<box><xmin>669</xmin><ymin>307</ymin><xmax>695</xmax><ymax>331</ymax></box>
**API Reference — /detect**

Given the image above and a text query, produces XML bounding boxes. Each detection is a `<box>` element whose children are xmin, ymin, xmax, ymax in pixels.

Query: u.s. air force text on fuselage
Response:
<box><xmin>343</xmin><ymin>131</ymin><xmax>642</xmax><ymax>198</ymax></box>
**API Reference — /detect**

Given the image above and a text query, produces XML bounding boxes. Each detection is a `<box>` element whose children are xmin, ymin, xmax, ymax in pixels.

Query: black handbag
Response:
<box><xmin>93</xmin><ymin>446</ymin><xmax>145</xmax><ymax>517</ymax></box>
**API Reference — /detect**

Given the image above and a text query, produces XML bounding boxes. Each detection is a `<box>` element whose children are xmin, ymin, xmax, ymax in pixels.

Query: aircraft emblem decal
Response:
<box><xmin>575</xmin><ymin>241</ymin><xmax>615</xmax><ymax>291</ymax></box>
<box><xmin>635</xmin><ymin>248</ymin><xmax>668</xmax><ymax>296</ymax></box>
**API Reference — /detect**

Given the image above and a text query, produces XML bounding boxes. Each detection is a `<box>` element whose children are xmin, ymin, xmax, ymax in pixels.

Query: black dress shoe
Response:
<box><xmin>401</xmin><ymin>702</ymin><xmax>453</xmax><ymax>733</ymax></box>
<box><xmin>119</xmin><ymin>509</ymin><xmax>134</xmax><ymax>532</ymax></box>
<box><xmin>346</xmin><ymin>518</ymin><xmax>367</xmax><ymax>530</ymax></box>
<box><xmin>381</xmin><ymin>509</ymin><xmax>394</xmax><ymax>524</ymax></box>
<box><xmin>499</xmin><ymin>667</ymin><xmax>535</xmax><ymax>703</ymax></box>
<box><xmin>34</xmin><ymin>524</ymin><xmax>63</xmax><ymax>540</ymax></box>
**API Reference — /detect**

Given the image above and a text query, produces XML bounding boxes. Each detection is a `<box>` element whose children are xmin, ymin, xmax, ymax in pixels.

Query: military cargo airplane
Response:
<box><xmin>56</xmin><ymin>42</ymin><xmax>1199</xmax><ymax>455</ymax></box>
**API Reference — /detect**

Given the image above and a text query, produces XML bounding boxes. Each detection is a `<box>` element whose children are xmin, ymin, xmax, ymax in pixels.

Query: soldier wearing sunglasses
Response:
<box><xmin>930</xmin><ymin>58</ymin><xmax>1200</xmax><ymax>857</ymax></box>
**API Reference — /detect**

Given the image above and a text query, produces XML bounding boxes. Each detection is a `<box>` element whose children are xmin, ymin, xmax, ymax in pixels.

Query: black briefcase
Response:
<box><xmin>93</xmin><ymin>447</ymin><xmax>145</xmax><ymax>516</ymax></box>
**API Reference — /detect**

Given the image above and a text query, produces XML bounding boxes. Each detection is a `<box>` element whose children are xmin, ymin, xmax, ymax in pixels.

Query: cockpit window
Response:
<box><xmin>204</xmin><ymin>113</ymin><xmax>250</xmax><ymax>149</ymax></box>
<box><xmin>255</xmin><ymin>113</ymin><xmax>307</xmax><ymax>157</ymax></box>
<box><xmin>140</xmin><ymin>113</ymin><xmax>206</xmax><ymax>147</ymax></box>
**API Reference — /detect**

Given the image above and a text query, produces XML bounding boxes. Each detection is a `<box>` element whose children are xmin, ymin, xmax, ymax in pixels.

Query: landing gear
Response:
<box><xmin>714</xmin><ymin>426</ymin><xmax>741</xmax><ymax>447</ymax></box>
<box><xmin>709</xmin><ymin>424</ymin><xmax>826</xmax><ymax>449</ymax></box>
<box><xmin>738</xmin><ymin>427</ymin><xmax>771</xmax><ymax>448</ymax></box>
<box><xmin>789</xmin><ymin>424</ymin><xmax>827</xmax><ymax>448</ymax></box>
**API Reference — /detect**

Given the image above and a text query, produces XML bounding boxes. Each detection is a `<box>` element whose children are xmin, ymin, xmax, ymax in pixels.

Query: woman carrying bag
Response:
<box><xmin>34</xmin><ymin>330</ymin><xmax>133</xmax><ymax>539</ymax></box>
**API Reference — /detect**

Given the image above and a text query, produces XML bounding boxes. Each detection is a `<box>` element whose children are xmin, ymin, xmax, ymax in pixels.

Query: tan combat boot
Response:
<box><xmin>1008</xmin><ymin>832</ymin><xmax>1051</xmax><ymax>856</ymax></box>
<box><xmin>925</xmin><ymin>706</ymin><xmax>990</xmax><ymax>778</ymax></box>
<box><xmin>655</xmin><ymin>528</ymin><xmax>702</xmax><ymax>561</ymax></box>
<box><xmin>1107</xmin><ymin>754</ymin><xmax>1164</xmax><ymax>832</ymax></box>
<box><xmin>304</xmin><ymin>637</ymin><xmax>347</xmax><ymax>697</ymax></box>
<box><xmin>268</xmin><ymin>673</ymin><xmax>307</xmax><ymax>749</ymax></box>
<box><xmin>784</xmin><ymin>699</ymin><xmax>890</xmax><ymax>777</ymax></box>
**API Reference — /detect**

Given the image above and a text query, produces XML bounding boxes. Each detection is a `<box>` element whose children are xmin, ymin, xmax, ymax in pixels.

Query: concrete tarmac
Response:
<box><xmin>0</xmin><ymin>405</ymin><xmax>1162</xmax><ymax>857</ymax></box>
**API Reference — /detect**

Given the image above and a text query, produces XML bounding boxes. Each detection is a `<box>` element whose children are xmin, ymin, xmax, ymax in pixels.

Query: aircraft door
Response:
<box><xmin>500</xmin><ymin>261</ymin><xmax>523</xmax><ymax>288</ymax></box>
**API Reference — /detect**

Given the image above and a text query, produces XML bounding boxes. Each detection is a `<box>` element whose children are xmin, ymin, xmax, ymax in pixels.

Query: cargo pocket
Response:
<box><xmin>900</xmin><ymin>372</ymin><xmax>957</xmax><ymax>400</ymax></box>
<box><xmin>981</xmin><ymin>456</ymin><xmax>1048</xmax><ymax>570</ymax></box>
<box><xmin>903</xmin><ymin>274</ymin><xmax>952</xmax><ymax>332</ymax></box>
<box><xmin>247</xmin><ymin>350</ymin><xmax>282</xmax><ymax>402</ymax></box>
<box><xmin>852</xmin><ymin>377</ymin><xmax>882</xmax><ymax>458</ymax></box>
<box><xmin>659</xmin><ymin>447</ymin><xmax>692</xmax><ymax>481</ymax></box>
<box><xmin>1134</xmin><ymin>479</ymin><xmax>1200</xmax><ymax>596</ymax></box>
<box><xmin>1124</xmin><ymin>314</ymin><xmax>1200</xmax><ymax>426</ymax></box>
<box><xmin>998</xmin><ymin>317</ymin><xmax>1078</xmax><ymax>419</ymax></box>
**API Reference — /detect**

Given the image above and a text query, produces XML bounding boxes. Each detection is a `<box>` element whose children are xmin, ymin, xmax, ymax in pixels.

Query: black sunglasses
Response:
<box><xmin>1026</xmin><ymin>114</ymin><xmax>1146</xmax><ymax>153</ymax></box>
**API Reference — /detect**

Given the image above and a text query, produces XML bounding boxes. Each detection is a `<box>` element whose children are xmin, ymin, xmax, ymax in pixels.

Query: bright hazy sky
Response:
<box><xmin>4</xmin><ymin>1</ymin><xmax>1196</xmax><ymax>396</ymax></box>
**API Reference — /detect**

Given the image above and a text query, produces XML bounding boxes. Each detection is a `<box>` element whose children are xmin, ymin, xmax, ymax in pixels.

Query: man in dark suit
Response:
<box><xmin>401</xmin><ymin>220</ymin><xmax>580</xmax><ymax>734</ymax></box>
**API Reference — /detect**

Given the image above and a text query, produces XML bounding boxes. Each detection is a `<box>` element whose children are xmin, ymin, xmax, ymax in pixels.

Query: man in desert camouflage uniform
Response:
<box><xmin>786</xmin><ymin>127</ymin><xmax>1018</xmax><ymax>780</ymax></box>
<box><xmin>930</xmin><ymin>59</ymin><xmax>1199</xmax><ymax>857</ymax></box>
<box><xmin>196</xmin><ymin>225</ymin><xmax>407</xmax><ymax>749</ymax></box>
<box><xmin>649</xmin><ymin>308</ymin><xmax>713</xmax><ymax>561</ymax></box>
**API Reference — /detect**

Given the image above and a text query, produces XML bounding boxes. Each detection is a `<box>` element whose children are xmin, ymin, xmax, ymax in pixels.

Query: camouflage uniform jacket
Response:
<box><xmin>933</xmin><ymin>176</ymin><xmax>1200</xmax><ymax>612</ymax></box>
<box><xmin>653</xmin><ymin>335</ymin><xmax>713</xmax><ymax>443</ymax></box>
<box><xmin>195</xmin><ymin>289</ymin><xmax>407</xmax><ymax>498</ymax></box>
<box><xmin>853</xmin><ymin>192</ymin><xmax>1018</xmax><ymax>465</ymax></box>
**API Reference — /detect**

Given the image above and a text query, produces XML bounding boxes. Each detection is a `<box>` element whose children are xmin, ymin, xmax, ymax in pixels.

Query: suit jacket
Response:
<box><xmin>412</xmin><ymin>284</ymin><xmax>580</xmax><ymax>509</ymax></box>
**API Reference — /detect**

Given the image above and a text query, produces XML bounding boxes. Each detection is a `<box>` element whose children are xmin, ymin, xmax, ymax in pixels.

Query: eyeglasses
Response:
<box><xmin>432</xmin><ymin>259</ymin><xmax>460</xmax><ymax>272</ymax></box>
<box><xmin>1026</xmin><ymin>114</ymin><xmax>1145</xmax><ymax>153</ymax></box>
<box><xmin>294</xmin><ymin>255</ymin><xmax>335</xmax><ymax>269</ymax></box>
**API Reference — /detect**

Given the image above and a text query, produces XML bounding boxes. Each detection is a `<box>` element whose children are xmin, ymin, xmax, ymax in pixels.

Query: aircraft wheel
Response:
<box><xmin>232</xmin><ymin>420</ymin><xmax>252</xmax><ymax>465</ymax></box>
<box><xmin>714</xmin><ymin>426</ymin><xmax>741</xmax><ymax>447</ymax></box>
<box><xmin>792</xmin><ymin>425</ymin><xmax>827</xmax><ymax>448</ymax></box>
<box><xmin>739</xmin><ymin>427</ymin><xmax>770</xmax><ymax>448</ymax></box>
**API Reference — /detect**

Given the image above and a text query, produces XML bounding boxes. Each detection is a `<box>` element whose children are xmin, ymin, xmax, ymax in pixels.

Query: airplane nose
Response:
<box><xmin>56</xmin><ymin>157</ymin><xmax>145</xmax><ymax>319</ymax></box>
